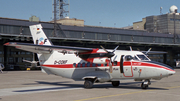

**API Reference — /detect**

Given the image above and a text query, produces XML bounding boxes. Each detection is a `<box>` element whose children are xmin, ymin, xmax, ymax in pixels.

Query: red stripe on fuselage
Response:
<box><xmin>41</xmin><ymin>61</ymin><xmax>174</xmax><ymax>72</ymax></box>
<box><xmin>132</xmin><ymin>61</ymin><xmax>174</xmax><ymax>71</ymax></box>
<box><xmin>42</xmin><ymin>64</ymin><xmax>73</xmax><ymax>68</ymax></box>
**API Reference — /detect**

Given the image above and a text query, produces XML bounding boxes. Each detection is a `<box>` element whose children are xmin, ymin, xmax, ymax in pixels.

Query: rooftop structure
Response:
<box><xmin>133</xmin><ymin>5</ymin><xmax>180</xmax><ymax>44</ymax></box>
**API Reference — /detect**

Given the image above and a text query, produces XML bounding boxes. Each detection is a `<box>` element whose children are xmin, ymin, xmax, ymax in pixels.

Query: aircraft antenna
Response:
<box><xmin>160</xmin><ymin>7</ymin><xmax>163</xmax><ymax>15</ymax></box>
<box><xmin>59</xmin><ymin>0</ymin><xmax>69</xmax><ymax>19</ymax></box>
<box><xmin>53</xmin><ymin>0</ymin><xmax>69</xmax><ymax>20</ymax></box>
<box><xmin>52</xmin><ymin>0</ymin><xmax>69</xmax><ymax>37</ymax></box>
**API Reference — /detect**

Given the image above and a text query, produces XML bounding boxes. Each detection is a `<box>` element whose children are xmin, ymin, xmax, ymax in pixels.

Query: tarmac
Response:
<box><xmin>0</xmin><ymin>69</ymin><xmax>180</xmax><ymax>101</ymax></box>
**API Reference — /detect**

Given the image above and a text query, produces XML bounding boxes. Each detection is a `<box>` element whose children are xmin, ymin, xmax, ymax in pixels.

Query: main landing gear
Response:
<box><xmin>111</xmin><ymin>81</ymin><xmax>120</xmax><ymax>87</ymax></box>
<box><xmin>84</xmin><ymin>80</ymin><xmax>94</xmax><ymax>89</ymax></box>
<box><xmin>141</xmin><ymin>79</ymin><xmax>151</xmax><ymax>89</ymax></box>
<box><xmin>84</xmin><ymin>80</ymin><xmax>121</xmax><ymax>88</ymax></box>
<box><xmin>84</xmin><ymin>79</ymin><xmax>151</xmax><ymax>89</ymax></box>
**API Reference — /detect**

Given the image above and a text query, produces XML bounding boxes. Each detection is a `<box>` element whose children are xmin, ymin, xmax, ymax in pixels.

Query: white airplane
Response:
<box><xmin>23</xmin><ymin>53</ymin><xmax>40</xmax><ymax>68</ymax></box>
<box><xmin>0</xmin><ymin>63</ymin><xmax>5</xmax><ymax>73</ymax></box>
<box><xmin>4</xmin><ymin>24</ymin><xmax>175</xmax><ymax>89</ymax></box>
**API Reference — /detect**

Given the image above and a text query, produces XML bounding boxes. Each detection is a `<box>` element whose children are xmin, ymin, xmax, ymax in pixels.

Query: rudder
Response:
<box><xmin>29</xmin><ymin>24</ymin><xmax>53</xmax><ymax>45</ymax></box>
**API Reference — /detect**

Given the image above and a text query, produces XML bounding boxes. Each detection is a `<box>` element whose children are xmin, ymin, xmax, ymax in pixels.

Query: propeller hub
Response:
<box><xmin>107</xmin><ymin>52</ymin><xmax>115</xmax><ymax>58</ymax></box>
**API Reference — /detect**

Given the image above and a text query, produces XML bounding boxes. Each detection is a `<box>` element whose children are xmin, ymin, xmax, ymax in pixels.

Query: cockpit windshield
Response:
<box><xmin>133</xmin><ymin>56</ymin><xmax>139</xmax><ymax>60</ymax></box>
<box><xmin>137</xmin><ymin>55</ymin><xmax>150</xmax><ymax>61</ymax></box>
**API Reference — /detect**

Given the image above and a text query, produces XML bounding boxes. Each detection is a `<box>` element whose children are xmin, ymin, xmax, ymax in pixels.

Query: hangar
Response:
<box><xmin>1</xmin><ymin>6</ymin><xmax>180</xmax><ymax>70</ymax></box>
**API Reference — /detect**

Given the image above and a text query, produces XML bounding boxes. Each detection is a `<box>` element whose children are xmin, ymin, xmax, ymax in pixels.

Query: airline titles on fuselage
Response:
<box><xmin>95</xmin><ymin>68</ymin><xmax>118</xmax><ymax>72</ymax></box>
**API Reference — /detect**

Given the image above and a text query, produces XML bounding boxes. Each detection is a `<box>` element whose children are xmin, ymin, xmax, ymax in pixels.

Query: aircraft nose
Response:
<box><xmin>168</xmin><ymin>70</ymin><xmax>176</xmax><ymax>76</ymax></box>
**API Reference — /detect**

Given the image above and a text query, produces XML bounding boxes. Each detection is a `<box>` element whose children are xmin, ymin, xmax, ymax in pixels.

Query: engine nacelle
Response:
<box><xmin>79</xmin><ymin>52</ymin><xmax>112</xmax><ymax>64</ymax></box>
<box><xmin>82</xmin><ymin>58</ymin><xmax>109</xmax><ymax>64</ymax></box>
<box><xmin>92</xmin><ymin>58</ymin><xmax>108</xmax><ymax>64</ymax></box>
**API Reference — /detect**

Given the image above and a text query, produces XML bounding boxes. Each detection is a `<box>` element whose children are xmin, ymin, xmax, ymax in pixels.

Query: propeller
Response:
<box><xmin>145</xmin><ymin>48</ymin><xmax>152</xmax><ymax>55</ymax></box>
<box><xmin>100</xmin><ymin>46</ymin><xmax>119</xmax><ymax>73</ymax></box>
<box><xmin>129</xmin><ymin>46</ymin><xmax>132</xmax><ymax>51</ymax></box>
<box><xmin>137</xmin><ymin>48</ymin><xmax>152</xmax><ymax>56</ymax></box>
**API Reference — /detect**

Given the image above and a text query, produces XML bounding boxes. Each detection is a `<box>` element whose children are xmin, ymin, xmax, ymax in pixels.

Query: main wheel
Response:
<box><xmin>84</xmin><ymin>80</ymin><xmax>93</xmax><ymax>89</ymax></box>
<box><xmin>112</xmin><ymin>81</ymin><xmax>120</xmax><ymax>87</ymax></box>
<box><xmin>141</xmin><ymin>82</ymin><xmax>148</xmax><ymax>89</ymax></box>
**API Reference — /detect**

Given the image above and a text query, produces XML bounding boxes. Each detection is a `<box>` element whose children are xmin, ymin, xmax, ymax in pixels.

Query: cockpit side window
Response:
<box><xmin>125</xmin><ymin>55</ymin><xmax>133</xmax><ymax>61</ymax></box>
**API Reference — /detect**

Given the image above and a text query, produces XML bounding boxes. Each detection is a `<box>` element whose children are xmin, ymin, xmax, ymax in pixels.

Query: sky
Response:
<box><xmin>0</xmin><ymin>0</ymin><xmax>180</xmax><ymax>28</ymax></box>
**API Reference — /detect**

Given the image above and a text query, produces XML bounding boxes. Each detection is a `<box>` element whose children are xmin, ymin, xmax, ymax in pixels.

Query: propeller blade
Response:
<box><xmin>112</xmin><ymin>46</ymin><xmax>119</xmax><ymax>53</ymax></box>
<box><xmin>113</xmin><ymin>55</ymin><xmax>117</xmax><ymax>62</ymax></box>
<box><xmin>130</xmin><ymin>46</ymin><xmax>132</xmax><ymax>51</ymax></box>
<box><xmin>109</xmin><ymin>58</ymin><xmax>113</xmax><ymax>73</ymax></box>
<box><xmin>145</xmin><ymin>48</ymin><xmax>152</xmax><ymax>55</ymax></box>
<box><xmin>137</xmin><ymin>48</ymin><xmax>140</xmax><ymax>51</ymax></box>
<box><xmin>100</xmin><ymin>45</ymin><xmax>109</xmax><ymax>53</ymax></box>
<box><xmin>23</xmin><ymin>59</ymin><xmax>32</xmax><ymax>63</ymax></box>
<box><xmin>33</xmin><ymin>53</ymin><xmax>36</xmax><ymax>61</ymax></box>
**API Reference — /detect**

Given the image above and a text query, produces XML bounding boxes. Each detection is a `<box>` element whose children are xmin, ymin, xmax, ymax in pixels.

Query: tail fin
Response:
<box><xmin>29</xmin><ymin>24</ymin><xmax>53</xmax><ymax>45</ymax></box>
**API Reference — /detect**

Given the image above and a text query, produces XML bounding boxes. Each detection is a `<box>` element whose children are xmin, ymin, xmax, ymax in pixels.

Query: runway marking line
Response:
<box><xmin>74</xmin><ymin>86</ymin><xmax>180</xmax><ymax>101</ymax></box>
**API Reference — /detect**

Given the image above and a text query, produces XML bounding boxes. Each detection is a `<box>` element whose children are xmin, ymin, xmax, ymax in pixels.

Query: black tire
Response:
<box><xmin>141</xmin><ymin>82</ymin><xmax>148</xmax><ymax>89</ymax></box>
<box><xmin>84</xmin><ymin>80</ymin><xmax>93</xmax><ymax>89</ymax></box>
<box><xmin>112</xmin><ymin>81</ymin><xmax>120</xmax><ymax>87</ymax></box>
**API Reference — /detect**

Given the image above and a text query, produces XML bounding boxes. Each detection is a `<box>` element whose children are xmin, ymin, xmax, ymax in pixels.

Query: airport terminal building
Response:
<box><xmin>1</xmin><ymin>7</ymin><xmax>180</xmax><ymax>70</ymax></box>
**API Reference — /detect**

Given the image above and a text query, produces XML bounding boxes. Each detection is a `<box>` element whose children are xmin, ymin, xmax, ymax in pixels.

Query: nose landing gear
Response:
<box><xmin>141</xmin><ymin>79</ymin><xmax>151</xmax><ymax>89</ymax></box>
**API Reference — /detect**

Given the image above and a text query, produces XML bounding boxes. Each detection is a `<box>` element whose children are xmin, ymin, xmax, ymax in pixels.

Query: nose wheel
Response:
<box><xmin>141</xmin><ymin>79</ymin><xmax>151</xmax><ymax>89</ymax></box>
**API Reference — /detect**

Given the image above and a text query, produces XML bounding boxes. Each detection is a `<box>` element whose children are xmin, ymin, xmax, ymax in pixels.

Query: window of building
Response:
<box><xmin>21</xmin><ymin>52</ymin><xmax>25</xmax><ymax>54</ymax></box>
<box><xmin>26</xmin><ymin>52</ymin><xmax>32</xmax><ymax>55</ymax></box>
<box><xmin>8</xmin><ymin>57</ymin><xmax>14</xmax><ymax>63</ymax></box>
<box><xmin>0</xmin><ymin>57</ymin><xmax>3</xmax><ymax>62</ymax></box>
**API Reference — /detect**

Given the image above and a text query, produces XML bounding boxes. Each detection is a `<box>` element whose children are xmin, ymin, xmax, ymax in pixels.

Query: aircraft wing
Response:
<box><xmin>4</xmin><ymin>42</ymin><xmax>94</xmax><ymax>54</ymax></box>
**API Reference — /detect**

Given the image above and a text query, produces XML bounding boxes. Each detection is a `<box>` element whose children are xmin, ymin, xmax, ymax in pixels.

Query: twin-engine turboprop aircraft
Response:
<box><xmin>4</xmin><ymin>24</ymin><xmax>175</xmax><ymax>89</ymax></box>
<box><xmin>23</xmin><ymin>53</ymin><xmax>40</xmax><ymax>68</ymax></box>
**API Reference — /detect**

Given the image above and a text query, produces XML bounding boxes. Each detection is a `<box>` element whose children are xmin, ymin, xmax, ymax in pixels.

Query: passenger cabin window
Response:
<box><xmin>77</xmin><ymin>63</ymin><xmax>81</xmax><ymax>67</ymax></box>
<box><xmin>92</xmin><ymin>63</ymin><xmax>96</xmax><ymax>67</ymax></box>
<box><xmin>73</xmin><ymin>63</ymin><xmax>76</xmax><ymax>67</ymax></box>
<box><xmin>82</xmin><ymin>62</ymin><xmax>86</xmax><ymax>67</ymax></box>
<box><xmin>87</xmin><ymin>62</ymin><xmax>90</xmax><ymax>67</ymax></box>
<box><xmin>137</xmin><ymin>55</ymin><xmax>149</xmax><ymax>61</ymax></box>
<box><xmin>74</xmin><ymin>62</ymin><xmax>119</xmax><ymax>68</ymax></box>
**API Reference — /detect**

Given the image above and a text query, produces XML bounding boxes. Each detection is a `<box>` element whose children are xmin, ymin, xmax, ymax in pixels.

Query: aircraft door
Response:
<box><xmin>120</xmin><ymin>55</ymin><xmax>124</xmax><ymax>73</ymax></box>
<box><xmin>123</xmin><ymin>55</ymin><xmax>133</xmax><ymax>77</ymax></box>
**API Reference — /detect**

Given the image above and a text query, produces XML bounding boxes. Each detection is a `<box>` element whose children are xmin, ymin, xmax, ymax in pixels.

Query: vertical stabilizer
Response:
<box><xmin>29</xmin><ymin>24</ymin><xmax>53</xmax><ymax>45</ymax></box>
